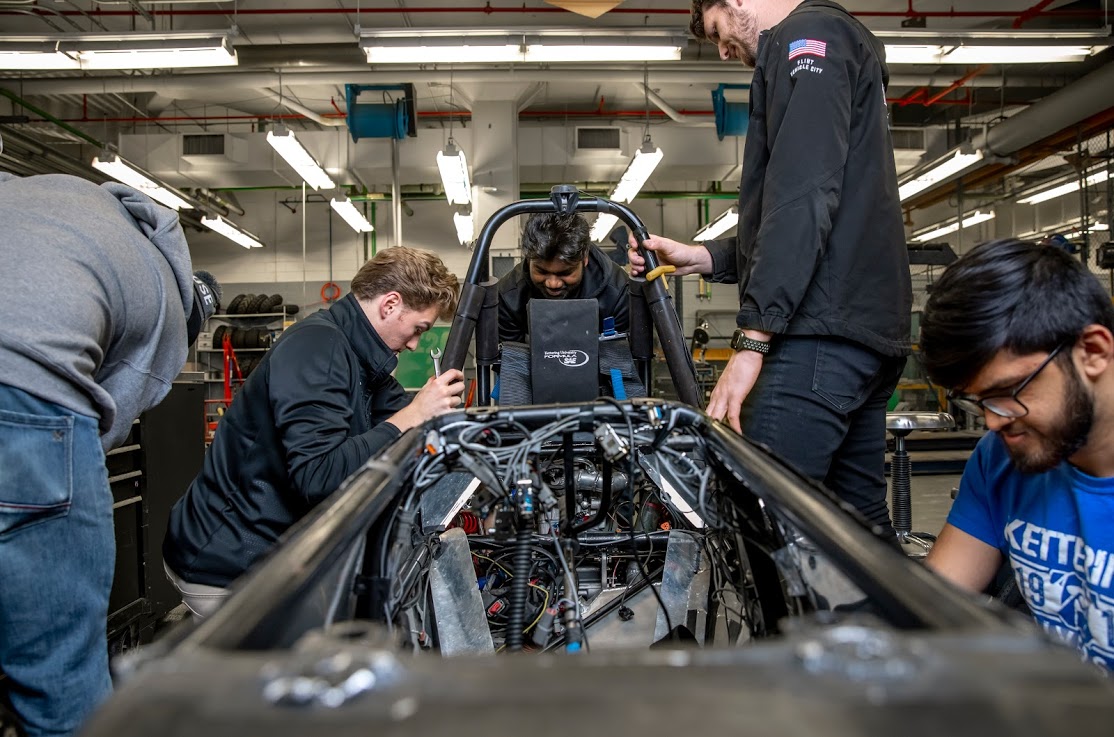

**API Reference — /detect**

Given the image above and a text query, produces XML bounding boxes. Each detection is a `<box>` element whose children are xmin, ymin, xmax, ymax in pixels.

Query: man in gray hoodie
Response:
<box><xmin>0</xmin><ymin>171</ymin><xmax>215</xmax><ymax>736</ymax></box>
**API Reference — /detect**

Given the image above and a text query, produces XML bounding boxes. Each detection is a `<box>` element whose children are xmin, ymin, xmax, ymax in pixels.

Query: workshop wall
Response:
<box><xmin>187</xmin><ymin>190</ymin><xmax>743</xmax><ymax>331</ymax></box>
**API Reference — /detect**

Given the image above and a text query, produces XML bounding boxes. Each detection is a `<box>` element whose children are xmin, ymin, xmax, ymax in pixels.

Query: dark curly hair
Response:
<box><xmin>520</xmin><ymin>212</ymin><xmax>590</xmax><ymax>264</ymax></box>
<box><xmin>920</xmin><ymin>239</ymin><xmax>1114</xmax><ymax>389</ymax></box>
<box><xmin>690</xmin><ymin>0</ymin><xmax>729</xmax><ymax>40</ymax></box>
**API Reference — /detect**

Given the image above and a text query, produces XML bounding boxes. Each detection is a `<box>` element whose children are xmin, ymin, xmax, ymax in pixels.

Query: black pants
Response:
<box><xmin>741</xmin><ymin>336</ymin><xmax>906</xmax><ymax>535</ymax></box>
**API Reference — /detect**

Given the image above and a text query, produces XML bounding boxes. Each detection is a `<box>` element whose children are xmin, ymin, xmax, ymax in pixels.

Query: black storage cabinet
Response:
<box><xmin>105</xmin><ymin>381</ymin><xmax>204</xmax><ymax>653</ymax></box>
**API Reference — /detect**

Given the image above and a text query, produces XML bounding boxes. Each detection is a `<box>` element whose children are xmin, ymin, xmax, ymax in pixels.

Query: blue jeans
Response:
<box><xmin>742</xmin><ymin>336</ymin><xmax>906</xmax><ymax>535</ymax></box>
<box><xmin>0</xmin><ymin>384</ymin><xmax>113</xmax><ymax>737</ymax></box>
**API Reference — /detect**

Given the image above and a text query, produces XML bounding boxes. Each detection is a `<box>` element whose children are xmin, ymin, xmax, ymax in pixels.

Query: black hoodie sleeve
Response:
<box><xmin>702</xmin><ymin>236</ymin><xmax>740</xmax><ymax>284</ymax></box>
<box><xmin>369</xmin><ymin>376</ymin><xmax>411</xmax><ymax>425</ymax></box>
<box><xmin>269</xmin><ymin>324</ymin><xmax>402</xmax><ymax>507</ymax></box>
<box><xmin>738</xmin><ymin>12</ymin><xmax>861</xmax><ymax>334</ymax></box>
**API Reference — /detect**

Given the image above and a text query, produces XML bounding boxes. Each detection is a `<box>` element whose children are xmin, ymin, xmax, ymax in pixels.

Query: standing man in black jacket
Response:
<box><xmin>498</xmin><ymin>212</ymin><xmax>629</xmax><ymax>343</ymax></box>
<box><xmin>630</xmin><ymin>0</ymin><xmax>911</xmax><ymax>534</ymax></box>
<box><xmin>164</xmin><ymin>248</ymin><xmax>463</xmax><ymax>615</ymax></box>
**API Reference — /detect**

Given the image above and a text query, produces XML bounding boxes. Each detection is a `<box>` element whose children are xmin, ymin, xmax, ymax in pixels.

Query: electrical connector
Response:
<box><xmin>594</xmin><ymin>422</ymin><xmax>629</xmax><ymax>462</ymax></box>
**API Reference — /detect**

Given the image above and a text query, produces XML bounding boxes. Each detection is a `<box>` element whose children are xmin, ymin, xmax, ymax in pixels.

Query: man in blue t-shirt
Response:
<box><xmin>919</xmin><ymin>238</ymin><xmax>1114</xmax><ymax>669</ymax></box>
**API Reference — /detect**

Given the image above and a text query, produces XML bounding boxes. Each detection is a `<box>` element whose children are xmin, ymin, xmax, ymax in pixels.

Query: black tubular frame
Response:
<box><xmin>441</xmin><ymin>185</ymin><xmax>702</xmax><ymax>409</ymax></box>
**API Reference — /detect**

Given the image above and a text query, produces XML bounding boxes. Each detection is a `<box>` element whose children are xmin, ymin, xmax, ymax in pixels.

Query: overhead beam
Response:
<box><xmin>0</xmin><ymin>67</ymin><xmax>1055</xmax><ymax>97</ymax></box>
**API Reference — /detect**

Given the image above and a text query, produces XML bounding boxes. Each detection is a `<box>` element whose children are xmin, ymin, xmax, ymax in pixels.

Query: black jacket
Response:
<box><xmin>496</xmin><ymin>245</ymin><xmax>630</xmax><ymax>343</ymax></box>
<box><xmin>704</xmin><ymin>0</ymin><xmax>911</xmax><ymax>357</ymax></box>
<box><xmin>164</xmin><ymin>294</ymin><xmax>410</xmax><ymax>587</ymax></box>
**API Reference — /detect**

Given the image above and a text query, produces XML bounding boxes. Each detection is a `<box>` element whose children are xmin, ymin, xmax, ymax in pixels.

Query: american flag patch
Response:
<box><xmin>788</xmin><ymin>39</ymin><xmax>826</xmax><ymax>60</ymax></box>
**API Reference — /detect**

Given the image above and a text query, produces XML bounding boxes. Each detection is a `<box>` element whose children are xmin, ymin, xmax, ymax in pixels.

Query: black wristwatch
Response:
<box><xmin>730</xmin><ymin>328</ymin><xmax>771</xmax><ymax>355</ymax></box>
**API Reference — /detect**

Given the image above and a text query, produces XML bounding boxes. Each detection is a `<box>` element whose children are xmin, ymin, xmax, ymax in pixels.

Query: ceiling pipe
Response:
<box><xmin>903</xmin><ymin>61</ymin><xmax>1114</xmax><ymax>209</ymax></box>
<box><xmin>922</xmin><ymin>65</ymin><xmax>988</xmax><ymax>106</ymax></box>
<box><xmin>0</xmin><ymin>86</ymin><xmax>103</xmax><ymax>147</ymax></box>
<box><xmin>971</xmin><ymin>60</ymin><xmax>1114</xmax><ymax>157</ymax></box>
<box><xmin>260</xmin><ymin>87</ymin><xmax>346</xmax><ymax>127</ymax></box>
<box><xmin>3</xmin><ymin>5</ymin><xmax>1106</xmax><ymax>20</ymax></box>
<box><xmin>1012</xmin><ymin>0</ymin><xmax>1059</xmax><ymax>29</ymax></box>
<box><xmin>0</xmin><ymin>68</ymin><xmax>1053</xmax><ymax>97</ymax></box>
<box><xmin>0</xmin><ymin>126</ymin><xmax>105</xmax><ymax>181</ymax></box>
<box><xmin>638</xmin><ymin>82</ymin><xmax>714</xmax><ymax>127</ymax></box>
<box><xmin>207</xmin><ymin>185</ymin><xmax>739</xmax><ymax>201</ymax></box>
<box><xmin>43</xmin><ymin>99</ymin><xmax>989</xmax><ymax>127</ymax></box>
<box><xmin>517</xmin><ymin>82</ymin><xmax>544</xmax><ymax>114</ymax></box>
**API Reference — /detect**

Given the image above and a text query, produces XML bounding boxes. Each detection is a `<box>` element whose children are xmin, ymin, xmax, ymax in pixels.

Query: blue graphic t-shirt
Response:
<box><xmin>948</xmin><ymin>433</ymin><xmax>1114</xmax><ymax>669</ymax></box>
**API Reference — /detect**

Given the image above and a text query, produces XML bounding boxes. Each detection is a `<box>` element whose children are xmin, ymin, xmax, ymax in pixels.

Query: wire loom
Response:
<box><xmin>375</xmin><ymin>401</ymin><xmax>816</xmax><ymax>655</ymax></box>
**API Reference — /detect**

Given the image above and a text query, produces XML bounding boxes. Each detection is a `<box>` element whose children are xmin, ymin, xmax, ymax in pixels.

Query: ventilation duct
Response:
<box><xmin>576</xmin><ymin>127</ymin><xmax>622</xmax><ymax>152</ymax></box>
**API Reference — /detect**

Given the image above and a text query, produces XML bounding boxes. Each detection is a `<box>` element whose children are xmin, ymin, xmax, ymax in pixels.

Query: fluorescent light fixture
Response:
<box><xmin>1066</xmin><ymin>224</ymin><xmax>1112</xmax><ymax>239</ymax></box>
<box><xmin>453</xmin><ymin>209</ymin><xmax>474</xmax><ymax>245</ymax></box>
<box><xmin>914</xmin><ymin>210</ymin><xmax>995</xmax><ymax>243</ymax></box>
<box><xmin>611</xmin><ymin>141</ymin><xmax>664</xmax><ymax>204</ymax></box>
<box><xmin>898</xmin><ymin>148</ymin><xmax>985</xmax><ymax>202</ymax></box>
<box><xmin>330</xmin><ymin>197</ymin><xmax>374</xmax><ymax>233</ymax></box>
<box><xmin>590</xmin><ymin>138</ymin><xmax>664</xmax><ymax>242</ymax></box>
<box><xmin>266</xmin><ymin>126</ymin><xmax>335</xmax><ymax>191</ymax></box>
<box><xmin>877</xmin><ymin>29</ymin><xmax>1110</xmax><ymax>65</ymax></box>
<box><xmin>0</xmin><ymin>32</ymin><xmax>236</xmax><ymax>71</ymax></box>
<box><xmin>201</xmin><ymin>214</ymin><xmax>264</xmax><ymax>249</ymax></box>
<box><xmin>91</xmin><ymin>152</ymin><xmax>194</xmax><ymax>211</ymax></box>
<box><xmin>360</xmin><ymin>28</ymin><xmax>686</xmax><ymax>64</ymax></box>
<box><xmin>1062</xmin><ymin>223</ymin><xmax>1111</xmax><ymax>239</ymax></box>
<box><xmin>942</xmin><ymin>45</ymin><xmax>1098</xmax><ymax>64</ymax></box>
<box><xmin>590</xmin><ymin>213</ymin><xmax>620</xmax><ymax>243</ymax></box>
<box><xmin>0</xmin><ymin>43</ymin><xmax>78</xmax><ymax>70</ymax></box>
<box><xmin>437</xmin><ymin>140</ymin><xmax>472</xmax><ymax>206</ymax></box>
<box><xmin>693</xmin><ymin>207</ymin><xmax>739</xmax><ymax>242</ymax></box>
<box><xmin>884</xmin><ymin>44</ymin><xmax>1100</xmax><ymax>65</ymax></box>
<box><xmin>1018</xmin><ymin>169</ymin><xmax>1111</xmax><ymax>205</ymax></box>
<box><xmin>1021</xmin><ymin>217</ymin><xmax>1110</xmax><ymax>240</ymax></box>
<box><xmin>366</xmin><ymin>41</ymin><xmax>523</xmax><ymax>64</ymax></box>
<box><xmin>884</xmin><ymin>45</ymin><xmax>946</xmax><ymax>65</ymax></box>
<box><xmin>525</xmin><ymin>43</ymin><xmax>681</xmax><ymax>63</ymax></box>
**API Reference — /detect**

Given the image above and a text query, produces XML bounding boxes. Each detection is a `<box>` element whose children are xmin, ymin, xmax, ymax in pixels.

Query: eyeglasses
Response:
<box><xmin>948</xmin><ymin>341</ymin><xmax>1069</xmax><ymax>419</ymax></box>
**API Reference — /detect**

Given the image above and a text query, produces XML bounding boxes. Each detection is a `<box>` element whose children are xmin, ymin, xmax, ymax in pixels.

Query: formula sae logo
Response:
<box><xmin>543</xmin><ymin>350</ymin><xmax>590</xmax><ymax>367</ymax></box>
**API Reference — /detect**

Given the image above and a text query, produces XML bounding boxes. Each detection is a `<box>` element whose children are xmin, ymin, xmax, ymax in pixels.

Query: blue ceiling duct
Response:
<box><xmin>345</xmin><ymin>83</ymin><xmax>417</xmax><ymax>142</ymax></box>
<box><xmin>712</xmin><ymin>84</ymin><xmax>750</xmax><ymax>141</ymax></box>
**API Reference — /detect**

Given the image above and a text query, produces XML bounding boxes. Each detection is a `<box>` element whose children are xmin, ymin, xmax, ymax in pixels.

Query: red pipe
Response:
<box><xmin>56</xmin><ymin>112</ymin><xmax>337</xmax><ymax>123</ymax></box>
<box><xmin>0</xmin><ymin>5</ymin><xmax>1104</xmax><ymax>20</ymax></box>
<box><xmin>53</xmin><ymin>107</ymin><xmax>714</xmax><ymax>124</ymax></box>
<box><xmin>51</xmin><ymin>96</ymin><xmax>1018</xmax><ymax>126</ymax></box>
<box><xmin>922</xmin><ymin>65</ymin><xmax>988</xmax><ymax>106</ymax></box>
<box><xmin>890</xmin><ymin>96</ymin><xmax>990</xmax><ymax>106</ymax></box>
<box><xmin>896</xmin><ymin>87</ymin><xmax>927</xmax><ymax>107</ymax></box>
<box><xmin>853</xmin><ymin>9</ymin><xmax>1097</xmax><ymax>18</ymax></box>
<box><xmin>1012</xmin><ymin>0</ymin><xmax>1058</xmax><ymax>28</ymax></box>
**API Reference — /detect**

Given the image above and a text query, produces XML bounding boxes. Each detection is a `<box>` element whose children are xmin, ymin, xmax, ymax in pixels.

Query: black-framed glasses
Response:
<box><xmin>948</xmin><ymin>341</ymin><xmax>1069</xmax><ymax>419</ymax></box>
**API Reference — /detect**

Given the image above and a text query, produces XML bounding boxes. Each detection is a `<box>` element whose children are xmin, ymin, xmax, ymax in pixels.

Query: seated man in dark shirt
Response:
<box><xmin>496</xmin><ymin>212</ymin><xmax>630</xmax><ymax>343</ymax></box>
<box><xmin>163</xmin><ymin>247</ymin><xmax>464</xmax><ymax>616</ymax></box>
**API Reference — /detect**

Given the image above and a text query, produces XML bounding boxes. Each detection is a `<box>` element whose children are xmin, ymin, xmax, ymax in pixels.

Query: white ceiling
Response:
<box><xmin>0</xmin><ymin>0</ymin><xmax>1110</xmax><ymax>202</ymax></box>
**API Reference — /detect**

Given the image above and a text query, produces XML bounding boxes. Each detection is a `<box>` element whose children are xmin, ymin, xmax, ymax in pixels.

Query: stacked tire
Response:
<box><xmin>224</xmin><ymin>293</ymin><xmax>288</xmax><ymax>315</ymax></box>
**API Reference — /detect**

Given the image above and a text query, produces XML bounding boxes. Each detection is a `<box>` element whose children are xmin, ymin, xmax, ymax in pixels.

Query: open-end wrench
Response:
<box><xmin>430</xmin><ymin>347</ymin><xmax>442</xmax><ymax>378</ymax></box>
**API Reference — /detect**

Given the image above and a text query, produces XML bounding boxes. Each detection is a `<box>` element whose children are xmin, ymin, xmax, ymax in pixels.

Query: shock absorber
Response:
<box><xmin>452</xmin><ymin>511</ymin><xmax>482</xmax><ymax>535</ymax></box>
<box><xmin>890</xmin><ymin>440</ymin><xmax>912</xmax><ymax>538</ymax></box>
